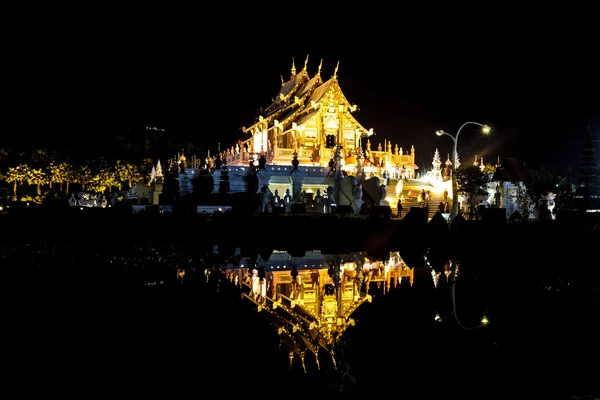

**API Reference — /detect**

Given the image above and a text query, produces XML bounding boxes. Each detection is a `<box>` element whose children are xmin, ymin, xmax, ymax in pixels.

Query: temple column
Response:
<box><xmin>338</xmin><ymin>104</ymin><xmax>345</xmax><ymax>154</ymax></box>
<box><xmin>333</xmin><ymin>146</ymin><xmax>343</xmax><ymax>206</ymax></box>
<box><xmin>354</xmin><ymin>148</ymin><xmax>365</xmax><ymax>214</ymax></box>
<box><xmin>152</xmin><ymin>176</ymin><xmax>163</xmax><ymax>205</ymax></box>
<box><xmin>291</xmin><ymin>169</ymin><xmax>305</xmax><ymax>202</ymax></box>
<box><xmin>410</xmin><ymin>145</ymin><xmax>415</xmax><ymax>179</ymax></box>
<box><xmin>317</xmin><ymin>109</ymin><xmax>324</xmax><ymax>166</ymax></box>
<box><xmin>257</xmin><ymin>171</ymin><xmax>271</xmax><ymax>193</ymax></box>
<box><xmin>179</xmin><ymin>170</ymin><xmax>189</xmax><ymax>197</ymax></box>
<box><xmin>257</xmin><ymin>155</ymin><xmax>271</xmax><ymax>193</ymax></box>
<box><xmin>356</xmin><ymin>147</ymin><xmax>366</xmax><ymax>182</ymax></box>
<box><xmin>272</xmin><ymin>130</ymin><xmax>278</xmax><ymax>160</ymax></box>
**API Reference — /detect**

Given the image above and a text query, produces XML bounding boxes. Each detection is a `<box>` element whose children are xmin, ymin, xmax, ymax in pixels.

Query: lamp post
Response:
<box><xmin>436</xmin><ymin>122</ymin><xmax>491</xmax><ymax>220</ymax></box>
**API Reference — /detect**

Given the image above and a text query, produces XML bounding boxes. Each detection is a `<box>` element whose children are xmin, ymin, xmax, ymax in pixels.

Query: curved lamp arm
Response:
<box><xmin>455</xmin><ymin>121</ymin><xmax>484</xmax><ymax>144</ymax></box>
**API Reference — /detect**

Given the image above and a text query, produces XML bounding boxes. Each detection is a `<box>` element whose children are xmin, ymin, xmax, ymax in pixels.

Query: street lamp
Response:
<box><xmin>435</xmin><ymin>122</ymin><xmax>491</xmax><ymax>220</ymax></box>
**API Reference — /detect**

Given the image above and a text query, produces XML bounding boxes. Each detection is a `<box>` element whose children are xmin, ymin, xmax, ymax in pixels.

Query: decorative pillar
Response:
<box><xmin>291</xmin><ymin>169</ymin><xmax>305</xmax><ymax>202</ymax></box>
<box><xmin>179</xmin><ymin>168</ymin><xmax>189</xmax><ymax>197</ymax></box>
<box><xmin>356</xmin><ymin>147</ymin><xmax>365</xmax><ymax>182</ymax></box>
<box><xmin>333</xmin><ymin>145</ymin><xmax>343</xmax><ymax>205</ymax></box>
<box><xmin>432</xmin><ymin>148</ymin><xmax>442</xmax><ymax>181</ymax></box>
<box><xmin>257</xmin><ymin>160</ymin><xmax>271</xmax><ymax>194</ymax></box>
<box><xmin>153</xmin><ymin>176</ymin><xmax>163</xmax><ymax>205</ymax></box>
<box><xmin>211</xmin><ymin>168</ymin><xmax>220</xmax><ymax>192</ymax></box>
<box><xmin>353</xmin><ymin>147</ymin><xmax>365</xmax><ymax>215</ymax></box>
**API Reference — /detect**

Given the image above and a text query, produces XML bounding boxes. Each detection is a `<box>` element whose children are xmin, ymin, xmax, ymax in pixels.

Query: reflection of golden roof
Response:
<box><xmin>222</xmin><ymin>250</ymin><xmax>414</xmax><ymax>372</ymax></box>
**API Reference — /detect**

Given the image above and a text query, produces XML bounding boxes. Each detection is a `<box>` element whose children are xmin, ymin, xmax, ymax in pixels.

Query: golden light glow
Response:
<box><xmin>224</xmin><ymin>251</ymin><xmax>413</xmax><ymax>371</ymax></box>
<box><xmin>482</xmin><ymin>125</ymin><xmax>491</xmax><ymax>134</ymax></box>
<box><xmin>481</xmin><ymin>314</ymin><xmax>489</xmax><ymax>326</ymax></box>
<box><xmin>435</xmin><ymin>130</ymin><xmax>445</xmax><ymax>136</ymax></box>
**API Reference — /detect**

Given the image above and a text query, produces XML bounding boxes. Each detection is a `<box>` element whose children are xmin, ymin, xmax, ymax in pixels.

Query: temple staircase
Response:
<box><xmin>394</xmin><ymin>179</ymin><xmax>448</xmax><ymax>220</ymax></box>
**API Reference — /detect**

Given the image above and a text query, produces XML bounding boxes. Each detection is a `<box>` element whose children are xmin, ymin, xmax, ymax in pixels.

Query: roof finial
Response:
<box><xmin>333</xmin><ymin>60</ymin><xmax>339</xmax><ymax>80</ymax></box>
<box><xmin>317</xmin><ymin>59</ymin><xmax>323</xmax><ymax>76</ymax></box>
<box><xmin>281</xmin><ymin>74</ymin><xmax>284</xmax><ymax>85</ymax></box>
<box><xmin>291</xmin><ymin>57</ymin><xmax>296</xmax><ymax>77</ymax></box>
<box><xmin>303</xmin><ymin>54</ymin><xmax>309</xmax><ymax>71</ymax></box>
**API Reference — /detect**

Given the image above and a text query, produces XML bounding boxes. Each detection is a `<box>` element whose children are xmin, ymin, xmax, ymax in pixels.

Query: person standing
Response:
<box><xmin>397</xmin><ymin>199</ymin><xmax>403</xmax><ymax>218</ymax></box>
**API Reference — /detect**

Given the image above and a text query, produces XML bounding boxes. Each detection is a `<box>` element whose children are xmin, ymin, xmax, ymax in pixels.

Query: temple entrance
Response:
<box><xmin>305</xmin><ymin>192</ymin><xmax>314</xmax><ymax>208</ymax></box>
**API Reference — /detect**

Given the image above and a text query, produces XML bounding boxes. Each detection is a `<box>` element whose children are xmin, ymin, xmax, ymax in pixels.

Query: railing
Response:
<box><xmin>278</xmin><ymin>148</ymin><xmax>296</xmax><ymax>157</ymax></box>
<box><xmin>368</xmin><ymin>151</ymin><xmax>414</xmax><ymax>165</ymax></box>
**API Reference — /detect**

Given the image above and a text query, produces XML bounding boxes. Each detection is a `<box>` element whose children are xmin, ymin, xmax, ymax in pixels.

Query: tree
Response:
<box><xmin>55</xmin><ymin>162</ymin><xmax>76</xmax><ymax>195</ymax></box>
<box><xmin>482</xmin><ymin>162</ymin><xmax>497</xmax><ymax>176</ymax></box>
<box><xmin>26</xmin><ymin>168</ymin><xmax>47</xmax><ymax>196</ymax></box>
<box><xmin>526</xmin><ymin>165</ymin><xmax>558</xmax><ymax>219</ymax></box>
<box><xmin>76</xmin><ymin>165</ymin><xmax>93</xmax><ymax>192</ymax></box>
<box><xmin>4</xmin><ymin>164</ymin><xmax>30</xmax><ymax>197</ymax></box>
<box><xmin>555</xmin><ymin>178</ymin><xmax>575</xmax><ymax>211</ymax></box>
<box><xmin>139</xmin><ymin>158</ymin><xmax>154</xmax><ymax>183</ymax></box>
<box><xmin>454</xmin><ymin>164</ymin><xmax>489</xmax><ymax>219</ymax></box>
<box><xmin>87</xmin><ymin>168</ymin><xmax>117</xmax><ymax>194</ymax></box>
<box><xmin>113</xmin><ymin>160</ymin><xmax>143</xmax><ymax>190</ymax></box>
<box><xmin>513</xmin><ymin>185</ymin><xmax>534</xmax><ymax>220</ymax></box>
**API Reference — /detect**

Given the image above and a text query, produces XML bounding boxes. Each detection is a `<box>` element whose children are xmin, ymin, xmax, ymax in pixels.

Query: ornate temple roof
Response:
<box><xmin>243</xmin><ymin>59</ymin><xmax>369</xmax><ymax>136</ymax></box>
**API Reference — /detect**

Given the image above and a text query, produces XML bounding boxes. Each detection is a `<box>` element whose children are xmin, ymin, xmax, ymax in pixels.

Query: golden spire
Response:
<box><xmin>333</xmin><ymin>61</ymin><xmax>339</xmax><ymax>80</ymax></box>
<box><xmin>303</xmin><ymin>54</ymin><xmax>309</xmax><ymax>71</ymax></box>
<box><xmin>317</xmin><ymin>59</ymin><xmax>323</xmax><ymax>76</ymax></box>
<box><xmin>281</xmin><ymin>74</ymin><xmax>284</xmax><ymax>84</ymax></box>
<box><xmin>291</xmin><ymin>57</ymin><xmax>296</xmax><ymax>77</ymax></box>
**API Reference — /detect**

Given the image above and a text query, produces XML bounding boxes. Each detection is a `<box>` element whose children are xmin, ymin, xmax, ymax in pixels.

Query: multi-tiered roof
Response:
<box><xmin>242</xmin><ymin>56</ymin><xmax>371</xmax><ymax>138</ymax></box>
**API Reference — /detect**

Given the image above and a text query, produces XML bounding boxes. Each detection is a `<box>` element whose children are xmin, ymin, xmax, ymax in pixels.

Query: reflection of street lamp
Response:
<box><xmin>435</xmin><ymin>122</ymin><xmax>491</xmax><ymax>220</ymax></box>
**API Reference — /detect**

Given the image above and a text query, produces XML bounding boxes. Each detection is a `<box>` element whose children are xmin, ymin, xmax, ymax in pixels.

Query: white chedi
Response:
<box><xmin>149</xmin><ymin>166</ymin><xmax>156</xmax><ymax>185</ymax></box>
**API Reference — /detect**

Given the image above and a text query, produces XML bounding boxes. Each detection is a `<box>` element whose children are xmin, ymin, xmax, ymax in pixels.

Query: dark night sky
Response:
<box><xmin>4</xmin><ymin>10</ymin><xmax>599</xmax><ymax>178</ymax></box>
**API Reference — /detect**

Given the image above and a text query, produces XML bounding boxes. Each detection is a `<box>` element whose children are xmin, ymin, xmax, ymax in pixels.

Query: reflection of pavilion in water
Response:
<box><xmin>222</xmin><ymin>250</ymin><xmax>414</xmax><ymax>372</ymax></box>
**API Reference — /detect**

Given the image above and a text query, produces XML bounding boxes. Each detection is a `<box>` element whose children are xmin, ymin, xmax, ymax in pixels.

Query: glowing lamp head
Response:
<box><xmin>435</xmin><ymin>130</ymin><xmax>446</xmax><ymax>137</ymax></box>
<box><xmin>482</xmin><ymin>125</ymin><xmax>491</xmax><ymax>134</ymax></box>
<box><xmin>481</xmin><ymin>313</ymin><xmax>490</xmax><ymax>326</ymax></box>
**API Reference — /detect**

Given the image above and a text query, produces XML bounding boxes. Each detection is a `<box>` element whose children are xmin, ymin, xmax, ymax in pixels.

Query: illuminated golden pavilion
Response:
<box><xmin>211</xmin><ymin>56</ymin><xmax>453</xmax><ymax>216</ymax></box>
<box><xmin>241</xmin><ymin>56</ymin><xmax>377</xmax><ymax>166</ymax></box>
<box><xmin>222</xmin><ymin>250</ymin><xmax>414</xmax><ymax>371</ymax></box>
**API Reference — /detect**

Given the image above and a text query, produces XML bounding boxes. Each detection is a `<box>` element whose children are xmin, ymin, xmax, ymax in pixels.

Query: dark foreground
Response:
<box><xmin>3</xmin><ymin>248</ymin><xmax>599</xmax><ymax>399</ymax></box>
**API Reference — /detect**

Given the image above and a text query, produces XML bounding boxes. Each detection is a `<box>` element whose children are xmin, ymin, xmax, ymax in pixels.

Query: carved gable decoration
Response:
<box><xmin>324</xmin><ymin>114</ymin><xmax>339</xmax><ymax>131</ymax></box>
